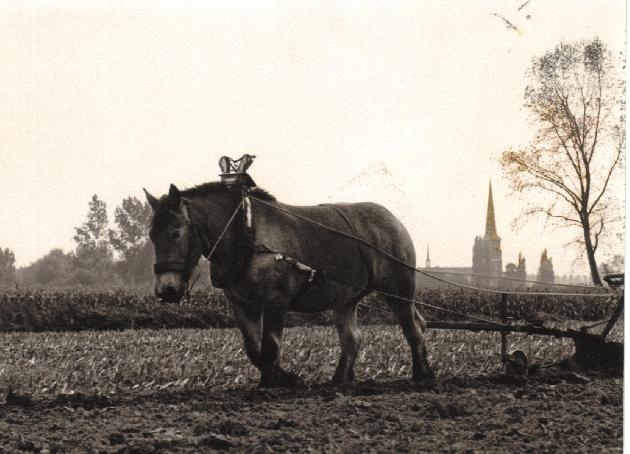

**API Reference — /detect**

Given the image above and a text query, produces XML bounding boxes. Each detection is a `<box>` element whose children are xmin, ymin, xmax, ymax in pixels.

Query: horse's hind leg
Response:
<box><xmin>332</xmin><ymin>296</ymin><xmax>364</xmax><ymax>384</ymax></box>
<box><xmin>383</xmin><ymin>296</ymin><xmax>434</xmax><ymax>381</ymax></box>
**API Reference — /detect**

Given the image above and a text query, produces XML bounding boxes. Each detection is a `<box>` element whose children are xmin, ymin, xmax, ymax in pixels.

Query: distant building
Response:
<box><xmin>415</xmin><ymin>265</ymin><xmax>473</xmax><ymax>289</ymax></box>
<box><xmin>537</xmin><ymin>249</ymin><xmax>555</xmax><ymax>284</ymax></box>
<box><xmin>416</xmin><ymin>244</ymin><xmax>473</xmax><ymax>288</ymax></box>
<box><xmin>472</xmin><ymin>182</ymin><xmax>502</xmax><ymax>286</ymax></box>
<box><xmin>505</xmin><ymin>253</ymin><xmax>527</xmax><ymax>287</ymax></box>
<box><xmin>418</xmin><ymin>182</ymin><xmax>551</xmax><ymax>290</ymax></box>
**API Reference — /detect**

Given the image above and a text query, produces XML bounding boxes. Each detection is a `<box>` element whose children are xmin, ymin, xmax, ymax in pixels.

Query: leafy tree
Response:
<box><xmin>0</xmin><ymin>247</ymin><xmax>16</xmax><ymax>287</ymax></box>
<box><xmin>108</xmin><ymin>197</ymin><xmax>152</xmax><ymax>256</ymax></box>
<box><xmin>73</xmin><ymin>195</ymin><xmax>115</xmax><ymax>284</ymax></box>
<box><xmin>19</xmin><ymin>249</ymin><xmax>75</xmax><ymax>287</ymax></box>
<box><xmin>501</xmin><ymin>38</ymin><xmax>625</xmax><ymax>285</ymax></box>
<box><xmin>108</xmin><ymin>196</ymin><xmax>154</xmax><ymax>285</ymax></box>
<box><xmin>74</xmin><ymin>195</ymin><xmax>109</xmax><ymax>249</ymax></box>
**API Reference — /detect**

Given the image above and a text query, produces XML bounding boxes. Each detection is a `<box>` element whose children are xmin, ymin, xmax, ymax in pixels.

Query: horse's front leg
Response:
<box><xmin>258</xmin><ymin>299</ymin><xmax>297</xmax><ymax>388</ymax></box>
<box><xmin>231</xmin><ymin>300</ymin><xmax>262</xmax><ymax>367</ymax></box>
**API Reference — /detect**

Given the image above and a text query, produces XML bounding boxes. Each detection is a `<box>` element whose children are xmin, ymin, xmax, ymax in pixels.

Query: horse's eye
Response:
<box><xmin>171</xmin><ymin>231</ymin><xmax>181</xmax><ymax>240</ymax></box>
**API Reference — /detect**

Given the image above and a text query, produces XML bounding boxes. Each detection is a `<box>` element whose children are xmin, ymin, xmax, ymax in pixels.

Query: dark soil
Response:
<box><xmin>0</xmin><ymin>369</ymin><xmax>622</xmax><ymax>453</ymax></box>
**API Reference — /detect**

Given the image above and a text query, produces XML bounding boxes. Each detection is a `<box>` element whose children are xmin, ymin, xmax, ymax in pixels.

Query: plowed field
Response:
<box><xmin>0</xmin><ymin>325</ymin><xmax>622</xmax><ymax>452</ymax></box>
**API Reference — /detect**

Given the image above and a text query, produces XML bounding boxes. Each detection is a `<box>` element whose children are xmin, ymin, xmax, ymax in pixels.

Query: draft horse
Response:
<box><xmin>144</xmin><ymin>181</ymin><xmax>433</xmax><ymax>387</ymax></box>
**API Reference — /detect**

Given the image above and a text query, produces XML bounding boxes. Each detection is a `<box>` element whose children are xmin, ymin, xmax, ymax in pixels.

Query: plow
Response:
<box><xmin>425</xmin><ymin>295</ymin><xmax>623</xmax><ymax>375</ymax></box>
<box><xmin>420</xmin><ymin>274</ymin><xmax>624</xmax><ymax>375</ymax></box>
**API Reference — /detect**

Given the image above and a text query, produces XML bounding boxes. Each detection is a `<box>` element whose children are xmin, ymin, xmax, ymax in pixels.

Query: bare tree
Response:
<box><xmin>501</xmin><ymin>38</ymin><xmax>625</xmax><ymax>285</ymax></box>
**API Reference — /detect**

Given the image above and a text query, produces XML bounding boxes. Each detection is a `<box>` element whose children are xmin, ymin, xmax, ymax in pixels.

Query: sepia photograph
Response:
<box><xmin>0</xmin><ymin>0</ymin><xmax>625</xmax><ymax>452</ymax></box>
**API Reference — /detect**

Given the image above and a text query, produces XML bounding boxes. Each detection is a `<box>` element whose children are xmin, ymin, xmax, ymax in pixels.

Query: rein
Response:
<box><xmin>207</xmin><ymin>198</ymin><xmax>246</xmax><ymax>260</ymax></box>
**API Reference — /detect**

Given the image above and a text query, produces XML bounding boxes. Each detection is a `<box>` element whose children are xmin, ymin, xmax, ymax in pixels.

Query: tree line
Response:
<box><xmin>2</xmin><ymin>195</ymin><xmax>156</xmax><ymax>288</ymax></box>
<box><xmin>1</xmin><ymin>194</ymin><xmax>212</xmax><ymax>289</ymax></box>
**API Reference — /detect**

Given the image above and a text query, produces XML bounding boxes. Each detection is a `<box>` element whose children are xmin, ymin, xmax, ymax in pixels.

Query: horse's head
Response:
<box><xmin>144</xmin><ymin>184</ymin><xmax>201</xmax><ymax>303</ymax></box>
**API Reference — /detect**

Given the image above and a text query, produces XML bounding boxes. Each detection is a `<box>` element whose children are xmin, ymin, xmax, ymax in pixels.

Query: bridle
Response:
<box><xmin>152</xmin><ymin>201</ymin><xmax>204</xmax><ymax>282</ymax></box>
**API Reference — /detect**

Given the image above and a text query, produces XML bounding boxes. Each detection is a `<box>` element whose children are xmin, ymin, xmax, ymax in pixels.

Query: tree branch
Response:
<box><xmin>542</xmin><ymin>208</ymin><xmax>583</xmax><ymax>227</ymax></box>
<box><xmin>587</xmin><ymin>140</ymin><xmax>623</xmax><ymax>215</ymax></box>
<box><xmin>509</xmin><ymin>153</ymin><xmax>582</xmax><ymax>207</ymax></box>
<box><xmin>592</xmin><ymin>216</ymin><xmax>605</xmax><ymax>252</ymax></box>
<box><xmin>588</xmin><ymin>68</ymin><xmax>604</xmax><ymax>164</ymax></box>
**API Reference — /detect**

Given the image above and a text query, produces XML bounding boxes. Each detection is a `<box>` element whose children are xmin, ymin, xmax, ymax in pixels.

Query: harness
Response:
<box><xmin>216</xmin><ymin>155</ymin><xmax>324</xmax><ymax>290</ymax></box>
<box><xmin>153</xmin><ymin>155</ymin><xmax>260</xmax><ymax>289</ymax></box>
<box><xmin>155</xmin><ymin>155</ymin><xmax>362</xmax><ymax>301</ymax></box>
<box><xmin>252</xmin><ymin>242</ymin><xmax>322</xmax><ymax>306</ymax></box>
<box><xmin>152</xmin><ymin>190</ymin><xmax>247</xmax><ymax>288</ymax></box>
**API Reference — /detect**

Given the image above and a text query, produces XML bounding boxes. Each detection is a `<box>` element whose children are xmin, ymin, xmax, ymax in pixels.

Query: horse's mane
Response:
<box><xmin>150</xmin><ymin>182</ymin><xmax>276</xmax><ymax>232</ymax></box>
<box><xmin>181</xmin><ymin>181</ymin><xmax>276</xmax><ymax>201</ymax></box>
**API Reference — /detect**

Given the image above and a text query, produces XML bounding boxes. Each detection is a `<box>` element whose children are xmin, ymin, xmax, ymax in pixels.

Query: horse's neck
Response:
<box><xmin>188</xmin><ymin>194</ymin><xmax>234</xmax><ymax>245</ymax></box>
<box><xmin>188</xmin><ymin>192</ymin><xmax>247</xmax><ymax>288</ymax></box>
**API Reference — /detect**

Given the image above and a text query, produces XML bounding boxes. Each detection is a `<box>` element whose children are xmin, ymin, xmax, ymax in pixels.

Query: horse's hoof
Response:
<box><xmin>412</xmin><ymin>375</ymin><xmax>437</xmax><ymax>390</ymax></box>
<box><xmin>278</xmin><ymin>370</ymin><xmax>303</xmax><ymax>388</ymax></box>
<box><xmin>331</xmin><ymin>374</ymin><xmax>353</xmax><ymax>385</ymax></box>
<box><xmin>332</xmin><ymin>368</ymin><xmax>354</xmax><ymax>385</ymax></box>
<box><xmin>258</xmin><ymin>370</ymin><xmax>302</xmax><ymax>388</ymax></box>
<box><xmin>413</xmin><ymin>369</ymin><xmax>436</xmax><ymax>383</ymax></box>
<box><xmin>257</xmin><ymin>380</ymin><xmax>280</xmax><ymax>389</ymax></box>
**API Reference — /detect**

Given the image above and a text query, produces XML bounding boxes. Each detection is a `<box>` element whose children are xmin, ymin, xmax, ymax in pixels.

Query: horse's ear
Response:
<box><xmin>143</xmin><ymin>188</ymin><xmax>159</xmax><ymax>211</ymax></box>
<box><xmin>168</xmin><ymin>184</ymin><xmax>181</xmax><ymax>206</ymax></box>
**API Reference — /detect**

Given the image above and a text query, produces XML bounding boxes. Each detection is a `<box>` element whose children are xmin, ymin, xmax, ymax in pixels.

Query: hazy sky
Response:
<box><xmin>0</xmin><ymin>0</ymin><xmax>625</xmax><ymax>276</ymax></box>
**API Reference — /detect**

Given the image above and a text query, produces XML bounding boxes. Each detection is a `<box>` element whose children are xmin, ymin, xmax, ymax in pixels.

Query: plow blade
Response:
<box><xmin>426</xmin><ymin>321</ymin><xmax>623</xmax><ymax>375</ymax></box>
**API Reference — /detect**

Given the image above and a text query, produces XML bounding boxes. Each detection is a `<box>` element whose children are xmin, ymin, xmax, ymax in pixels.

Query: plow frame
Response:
<box><xmin>424</xmin><ymin>274</ymin><xmax>624</xmax><ymax>374</ymax></box>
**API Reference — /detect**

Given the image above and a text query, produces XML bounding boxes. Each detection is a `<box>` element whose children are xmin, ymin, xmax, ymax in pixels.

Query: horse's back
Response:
<box><xmin>328</xmin><ymin>202</ymin><xmax>416</xmax><ymax>296</ymax></box>
<box><xmin>258</xmin><ymin>200</ymin><xmax>416</xmax><ymax>297</ymax></box>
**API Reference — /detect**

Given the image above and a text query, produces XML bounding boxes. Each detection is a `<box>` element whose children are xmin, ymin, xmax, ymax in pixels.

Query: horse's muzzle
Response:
<box><xmin>155</xmin><ymin>270</ymin><xmax>186</xmax><ymax>303</ymax></box>
<box><xmin>157</xmin><ymin>284</ymin><xmax>184</xmax><ymax>303</ymax></box>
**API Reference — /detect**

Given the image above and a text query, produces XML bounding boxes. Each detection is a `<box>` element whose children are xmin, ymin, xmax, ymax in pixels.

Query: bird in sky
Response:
<box><xmin>491</xmin><ymin>0</ymin><xmax>533</xmax><ymax>35</ymax></box>
<box><xmin>491</xmin><ymin>12</ymin><xmax>523</xmax><ymax>35</ymax></box>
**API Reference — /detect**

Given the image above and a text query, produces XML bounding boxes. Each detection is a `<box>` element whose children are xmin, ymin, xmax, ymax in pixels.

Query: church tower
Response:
<box><xmin>472</xmin><ymin>181</ymin><xmax>503</xmax><ymax>285</ymax></box>
<box><xmin>485</xmin><ymin>181</ymin><xmax>499</xmax><ymax>241</ymax></box>
<box><xmin>425</xmin><ymin>244</ymin><xmax>431</xmax><ymax>268</ymax></box>
<box><xmin>538</xmin><ymin>249</ymin><xmax>555</xmax><ymax>284</ymax></box>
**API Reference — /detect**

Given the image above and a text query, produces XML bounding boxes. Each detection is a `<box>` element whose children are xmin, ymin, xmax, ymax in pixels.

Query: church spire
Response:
<box><xmin>425</xmin><ymin>244</ymin><xmax>431</xmax><ymax>268</ymax></box>
<box><xmin>485</xmin><ymin>181</ymin><xmax>499</xmax><ymax>239</ymax></box>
